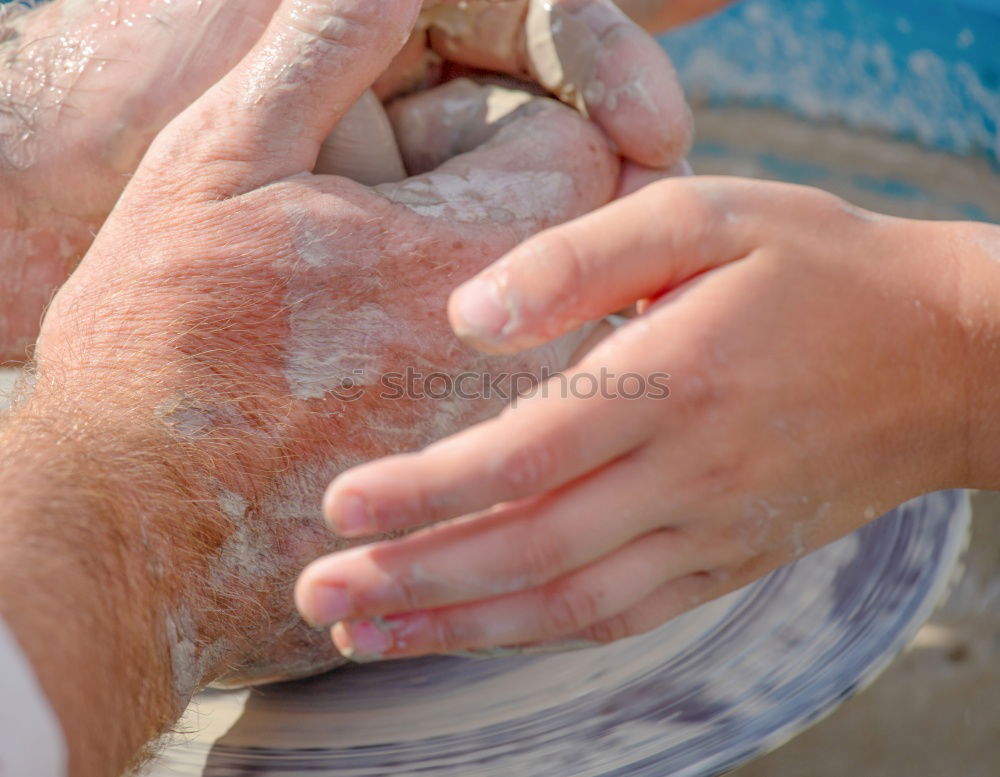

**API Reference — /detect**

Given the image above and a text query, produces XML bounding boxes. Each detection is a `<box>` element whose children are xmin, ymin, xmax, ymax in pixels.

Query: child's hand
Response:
<box><xmin>296</xmin><ymin>178</ymin><xmax>1000</xmax><ymax>659</ymax></box>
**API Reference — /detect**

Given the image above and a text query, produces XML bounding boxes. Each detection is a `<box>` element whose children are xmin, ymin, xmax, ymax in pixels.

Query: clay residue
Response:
<box><xmin>316</xmin><ymin>90</ymin><xmax>407</xmax><ymax>185</ymax></box>
<box><xmin>380</xmin><ymin>168</ymin><xmax>573</xmax><ymax>226</ymax></box>
<box><xmin>524</xmin><ymin>0</ymin><xmax>597</xmax><ymax>114</ymax></box>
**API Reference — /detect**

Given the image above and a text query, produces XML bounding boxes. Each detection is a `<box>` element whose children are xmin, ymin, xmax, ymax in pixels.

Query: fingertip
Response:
<box><xmin>293</xmin><ymin>572</ymin><xmax>313</xmax><ymax>619</ymax></box>
<box><xmin>589</xmin><ymin>53</ymin><xmax>693</xmax><ymax>169</ymax></box>
<box><xmin>524</xmin><ymin>0</ymin><xmax>691</xmax><ymax>169</ymax></box>
<box><xmin>448</xmin><ymin>278</ymin><xmax>551</xmax><ymax>355</ymax></box>
<box><xmin>331</xmin><ymin>622</ymin><xmax>354</xmax><ymax>657</ymax></box>
<box><xmin>321</xmin><ymin>481</ymin><xmax>339</xmax><ymax>526</ymax></box>
<box><xmin>449</xmin><ymin>275</ymin><xmax>510</xmax><ymax>341</ymax></box>
<box><xmin>324</xmin><ymin>484</ymin><xmax>376</xmax><ymax>538</ymax></box>
<box><xmin>294</xmin><ymin>566</ymin><xmax>352</xmax><ymax>628</ymax></box>
<box><xmin>332</xmin><ymin>620</ymin><xmax>393</xmax><ymax>662</ymax></box>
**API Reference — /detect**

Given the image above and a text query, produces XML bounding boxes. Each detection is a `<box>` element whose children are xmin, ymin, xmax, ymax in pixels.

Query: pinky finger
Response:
<box><xmin>578</xmin><ymin>569</ymin><xmax>746</xmax><ymax>645</ymax></box>
<box><xmin>329</xmin><ymin>529</ymin><xmax>708</xmax><ymax>661</ymax></box>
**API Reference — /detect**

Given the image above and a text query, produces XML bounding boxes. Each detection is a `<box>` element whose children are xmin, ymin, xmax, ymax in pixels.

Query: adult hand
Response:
<box><xmin>5</xmin><ymin>0</ymin><xmax>621</xmax><ymax>771</ymax></box>
<box><xmin>1</xmin><ymin>0</ymin><xmax>280</xmax><ymax>362</ymax></box>
<box><xmin>383</xmin><ymin>0</ymin><xmax>693</xmax><ymax>168</ymax></box>
<box><xmin>1</xmin><ymin>0</ymin><xmax>692</xmax><ymax>362</ymax></box>
<box><xmin>297</xmin><ymin>178</ymin><xmax>1000</xmax><ymax>659</ymax></box>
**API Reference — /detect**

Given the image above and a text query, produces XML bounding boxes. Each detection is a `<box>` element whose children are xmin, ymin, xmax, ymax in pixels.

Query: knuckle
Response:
<box><xmin>650</xmin><ymin>178</ymin><xmax>720</xmax><ymax>230</ymax></box>
<box><xmin>648</xmin><ymin>177</ymin><xmax>736</xmax><ymax>258</ymax></box>
<box><xmin>394</xmin><ymin>454</ymin><xmax>441</xmax><ymax>524</ymax></box>
<box><xmin>690</xmin><ymin>456</ymin><xmax>749</xmax><ymax>503</ymax></box>
<box><xmin>803</xmin><ymin>187</ymin><xmax>851</xmax><ymax>217</ymax></box>
<box><xmin>282</xmin><ymin>0</ymin><xmax>417</xmax><ymax>55</ymax></box>
<box><xmin>512</xmin><ymin>524</ymin><xmax>569</xmax><ymax>585</ymax></box>
<box><xmin>142</xmin><ymin>108</ymin><xmax>252</xmax><ymax>196</ymax></box>
<box><xmin>513</xmin><ymin>228</ymin><xmax>590</xmax><ymax>319</ymax></box>
<box><xmin>671</xmin><ymin>369</ymin><xmax>723</xmax><ymax>421</ymax></box>
<box><xmin>584</xmin><ymin>613</ymin><xmax>634</xmax><ymax>645</ymax></box>
<box><xmin>542</xmin><ymin>583</ymin><xmax>603</xmax><ymax>636</ymax></box>
<box><xmin>537</xmin><ymin>228</ymin><xmax>588</xmax><ymax>296</ymax></box>
<box><xmin>428</xmin><ymin>615</ymin><xmax>468</xmax><ymax>654</ymax></box>
<box><xmin>283</xmin><ymin>7</ymin><xmax>371</xmax><ymax>50</ymax></box>
<box><xmin>494</xmin><ymin>437</ymin><xmax>557</xmax><ymax>493</ymax></box>
<box><xmin>390</xmin><ymin>572</ymin><xmax>426</xmax><ymax>614</ymax></box>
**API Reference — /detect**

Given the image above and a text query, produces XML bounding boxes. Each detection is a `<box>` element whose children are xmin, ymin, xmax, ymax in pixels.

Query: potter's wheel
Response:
<box><xmin>150</xmin><ymin>490</ymin><xmax>970</xmax><ymax>777</ymax></box>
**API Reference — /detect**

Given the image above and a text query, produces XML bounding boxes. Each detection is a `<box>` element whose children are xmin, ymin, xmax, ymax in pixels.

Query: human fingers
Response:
<box><xmin>525</xmin><ymin>0</ymin><xmax>691</xmax><ymax>167</ymax></box>
<box><xmin>578</xmin><ymin>566</ymin><xmax>751</xmax><ymax>644</ymax></box>
<box><xmin>142</xmin><ymin>0</ymin><xmax>422</xmax><ymax>195</ymax></box>
<box><xmin>424</xmin><ymin>0</ymin><xmax>691</xmax><ymax>167</ymax></box>
<box><xmin>447</xmin><ymin>176</ymin><xmax>762</xmax><ymax>353</ymax></box>
<box><xmin>321</xmin><ymin>530</ymin><xmax>709</xmax><ymax>659</ymax></box>
<box><xmin>318</xmin><ymin>353</ymin><xmax>659</xmax><ymax>538</ymax></box>
<box><xmin>617</xmin><ymin>158</ymin><xmax>693</xmax><ymax>198</ymax></box>
<box><xmin>298</xmin><ymin>445</ymin><xmax>714</xmax><ymax>624</ymax></box>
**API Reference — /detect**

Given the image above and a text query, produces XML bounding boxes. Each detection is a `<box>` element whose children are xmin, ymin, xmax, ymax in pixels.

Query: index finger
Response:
<box><xmin>448</xmin><ymin>177</ymin><xmax>759</xmax><ymax>353</ymax></box>
<box><xmin>321</xmin><ymin>367</ymin><xmax>654</xmax><ymax>538</ymax></box>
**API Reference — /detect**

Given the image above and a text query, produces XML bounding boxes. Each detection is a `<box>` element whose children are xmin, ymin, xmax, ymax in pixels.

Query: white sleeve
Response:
<box><xmin>0</xmin><ymin>618</ymin><xmax>66</xmax><ymax>777</ymax></box>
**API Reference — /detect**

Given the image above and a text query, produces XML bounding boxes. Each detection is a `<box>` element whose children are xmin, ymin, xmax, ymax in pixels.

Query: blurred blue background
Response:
<box><xmin>662</xmin><ymin>0</ymin><xmax>999</xmax><ymax>162</ymax></box>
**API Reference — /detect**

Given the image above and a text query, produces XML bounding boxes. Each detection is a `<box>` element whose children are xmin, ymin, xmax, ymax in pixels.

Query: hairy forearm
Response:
<box><xmin>0</xmin><ymin>387</ymin><xmax>233</xmax><ymax>777</ymax></box>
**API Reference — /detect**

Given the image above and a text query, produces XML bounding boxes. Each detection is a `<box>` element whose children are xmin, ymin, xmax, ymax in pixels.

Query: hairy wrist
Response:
<box><xmin>0</xmin><ymin>403</ymin><xmax>179</xmax><ymax>775</ymax></box>
<box><xmin>3</xmin><ymin>348</ymin><xmax>325</xmax><ymax>674</ymax></box>
<box><xmin>0</xmin><ymin>383</ymin><xmax>256</xmax><ymax>774</ymax></box>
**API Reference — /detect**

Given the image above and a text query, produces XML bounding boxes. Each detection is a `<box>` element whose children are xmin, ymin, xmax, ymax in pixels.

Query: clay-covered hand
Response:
<box><xmin>381</xmin><ymin>0</ymin><xmax>693</xmax><ymax>168</ymax></box>
<box><xmin>1</xmin><ymin>0</ymin><xmax>405</xmax><ymax>361</ymax></box>
<box><xmin>297</xmin><ymin>177</ymin><xmax>1000</xmax><ymax>659</ymax></box>
<box><xmin>31</xmin><ymin>0</ymin><xmax>619</xmax><ymax>690</ymax></box>
<box><xmin>1</xmin><ymin>0</ymin><xmax>281</xmax><ymax>362</ymax></box>
<box><xmin>1</xmin><ymin>0</ymin><xmax>692</xmax><ymax>363</ymax></box>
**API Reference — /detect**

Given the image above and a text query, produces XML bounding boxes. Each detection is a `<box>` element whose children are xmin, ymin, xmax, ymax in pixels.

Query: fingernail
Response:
<box><xmin>334</xmin><ymin>492</ymin><xmax>373</xmax><ymax>536</ymax></box>
<box><xmin>453</xmin><ymin>277</ymin><xmax>509</xmax><ymax>341</ymax></box>
<box><xmin>301</xmin><ymin>584</ymin><xmax>352</xmax><ymax>627</ymax></box>
<box><xmin>337</xmin><ymin>619</ymin><xmax>393</xmax><ymax>661</ymax></box>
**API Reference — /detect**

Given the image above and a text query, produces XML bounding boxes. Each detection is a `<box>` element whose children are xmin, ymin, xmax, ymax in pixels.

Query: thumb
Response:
<box><xmin>144</xmin><ymin>0</ymin><xmax>421</xmax><ymax>196</ymax></box>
